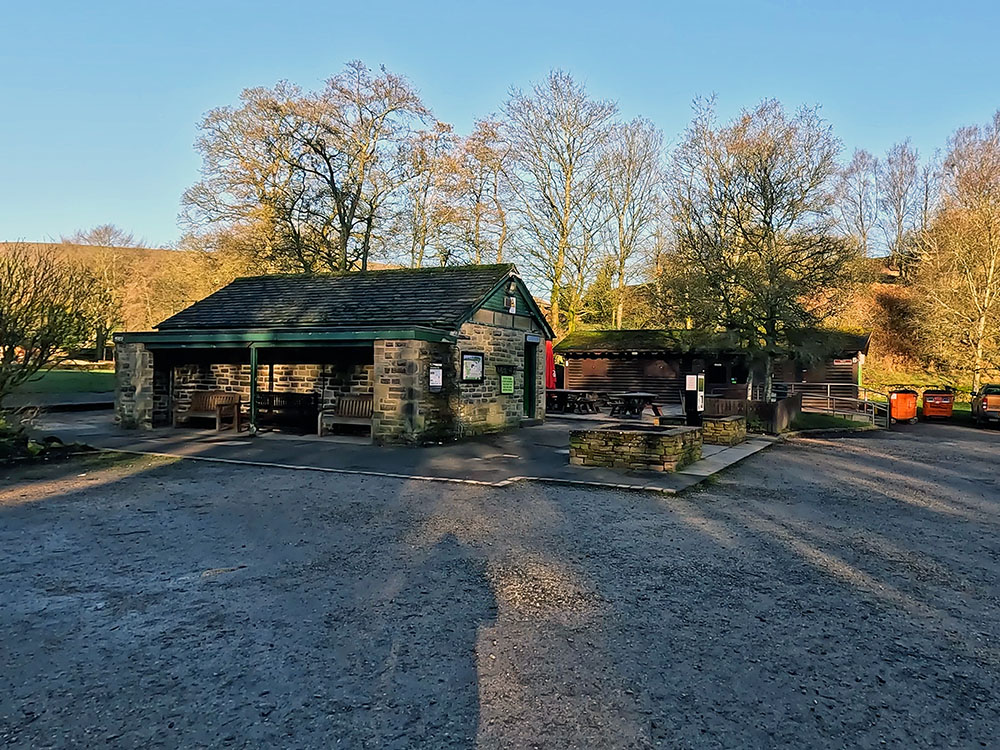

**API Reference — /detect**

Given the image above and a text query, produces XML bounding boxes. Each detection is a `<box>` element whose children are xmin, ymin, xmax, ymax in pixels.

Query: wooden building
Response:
<box><xmin>554</xmin><ymin>329</ymin><xmax>871</xmax><ymax>403</ymax></box>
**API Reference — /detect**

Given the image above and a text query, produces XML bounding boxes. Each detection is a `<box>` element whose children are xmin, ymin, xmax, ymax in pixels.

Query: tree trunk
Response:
<box><xmin>972</xmin><ymin>313</ymin><xmax>988</xmax><ymax>393</ymax></box>
<box><xmin>95</xmin><ymin>326</ymin><xmax>108</xmax><ymax>362</ymax></box>
<box><xmin>614</xmin><ymin>263</ymin><xmax>626</xmax><ymax>329</ymax></box>
<box><xmin>548</xmin><ymin>280</ymin><xmax>561</xmax><ymax>334</ymax></box>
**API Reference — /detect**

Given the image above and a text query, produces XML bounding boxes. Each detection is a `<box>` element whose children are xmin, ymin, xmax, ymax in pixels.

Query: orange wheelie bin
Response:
<box><xmin>921</xmin><ymin>388</ymin><xmax>955</xmax><ymax>419</ymax></box>
<box><xmin>888</xmin><ymin>389</ymin><xmax>918</xmax><ymax>424</ymax></box>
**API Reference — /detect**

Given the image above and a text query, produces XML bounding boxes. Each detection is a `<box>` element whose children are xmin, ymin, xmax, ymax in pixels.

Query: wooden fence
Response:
<box><xmin>704</xmin><ymin>393</ymin><xmax>802</xmax><ymax>433</ymax></box>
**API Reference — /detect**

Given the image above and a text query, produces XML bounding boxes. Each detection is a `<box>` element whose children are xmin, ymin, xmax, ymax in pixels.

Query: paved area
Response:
<box><xmin>1</xmin><ymin>422</ymin><xmax>998</xmax><ymax>748</ymax></box>
<box><xmin>27</xmin><ymin>411</ymin><xmax>773</xmax><ymax>493</ymax></box>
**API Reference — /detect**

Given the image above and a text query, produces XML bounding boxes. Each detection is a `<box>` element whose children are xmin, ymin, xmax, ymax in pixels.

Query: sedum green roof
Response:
<box><xmin>555</xmin><ymin>328</ymin><xmax>870</xmax><ymax>357</ymax></box>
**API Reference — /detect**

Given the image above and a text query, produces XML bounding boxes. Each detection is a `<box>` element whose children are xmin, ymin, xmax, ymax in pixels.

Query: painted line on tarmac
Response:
<box><xmin>98</xmin><ymin>448</ymin><xmax>682</xmax><ymax>494</ymax></box>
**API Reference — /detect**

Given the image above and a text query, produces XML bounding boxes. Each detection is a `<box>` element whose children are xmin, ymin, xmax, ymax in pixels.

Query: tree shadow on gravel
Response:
<box><xmin>338</xmin><ymin>532</ymin><xmax>497</xmax><ymax>749</ymax></box>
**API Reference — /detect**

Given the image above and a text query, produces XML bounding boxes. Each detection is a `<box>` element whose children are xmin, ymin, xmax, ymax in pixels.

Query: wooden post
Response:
<box><xmin>249</xmin><ymin>344</ymin><xmax>259</xmax><ymax>435</ymax></box>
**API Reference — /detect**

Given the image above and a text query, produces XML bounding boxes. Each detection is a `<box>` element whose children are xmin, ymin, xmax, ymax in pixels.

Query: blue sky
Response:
<box><xmin>2</xmin><ymin>0</ymin><xmax>997</xmax><ymax>247</ymax></box>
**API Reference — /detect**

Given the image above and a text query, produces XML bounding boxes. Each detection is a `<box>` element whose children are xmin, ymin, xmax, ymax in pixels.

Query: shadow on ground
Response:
<box><xmin>1</xmin><ymin>422</ymin><xmax>998</xmax><ymax>747</ymax></box>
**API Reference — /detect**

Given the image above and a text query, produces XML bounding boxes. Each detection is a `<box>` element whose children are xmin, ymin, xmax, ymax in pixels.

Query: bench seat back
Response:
<box><xmin>257</xmin><ymin>391</ymin><xmax>317</xmax><ymax>411</ymax></box>
<box><xmin>336</xmin><ymin>394</ymin><xmax>373</xmax><ymax>419</ymax></box>
<box><xmin>188</xmin><ymin>391</ymin><xmax>239</xmax><ymax>411</ymax></box>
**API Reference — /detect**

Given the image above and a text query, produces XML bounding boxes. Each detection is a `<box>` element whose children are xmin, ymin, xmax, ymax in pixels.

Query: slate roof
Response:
<box><xmin>555</xmin><ymin>328</ymin><xmax>871</xmax><ymax>356</ymax></box>
<box><xmin>157</xmin><ymin>264</ymin><xmax>519</xmax><ymax>331</ymax></box>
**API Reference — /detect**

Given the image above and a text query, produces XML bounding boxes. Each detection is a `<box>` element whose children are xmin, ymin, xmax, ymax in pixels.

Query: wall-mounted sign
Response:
<box><xmin>461</xmin><ymin>352</ymin><xmax>485</xmax><ymax>382</ymax></box>
<box><xmin>429</xmin><ymin>362</ymin><xmax>443</xmax><ymax>392</ymax></box>
<box><xmin>500</xmin><ymin>375</ymin><xmax>515</xmax><ymax>394</ymax></box>
<box><xmin>832</xmin><ymin>358</ymin><xmax>856</xmax><ymax>366</ymax></box>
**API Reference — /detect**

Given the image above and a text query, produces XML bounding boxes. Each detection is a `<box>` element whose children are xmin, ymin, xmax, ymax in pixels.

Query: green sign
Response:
<box><xmin>500</xmin><ymin>375</ymin><xmax>514</xmax><ymax>394</ymax></box>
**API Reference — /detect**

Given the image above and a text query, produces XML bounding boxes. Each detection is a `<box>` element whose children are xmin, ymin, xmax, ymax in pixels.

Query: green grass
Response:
<box><xmin>789</xmin><ymin>413</ymin><xmax>864</xmax><ymax>431</ymax></box>
<box><xmin>13</xmin><ymin>368</ymin><xmax>115</xmax><ymax>394</ymax></box>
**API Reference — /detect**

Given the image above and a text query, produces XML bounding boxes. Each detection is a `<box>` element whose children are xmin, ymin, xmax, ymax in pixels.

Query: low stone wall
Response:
<box><xmin>702</xmin><ymin>415</ymin><xmax>747</xmax><ymax>446</ymax></box>
<box><xmin>569</xmin><ymin>426</ymin><xmax>702</xmax><ymax>472</ymax></box>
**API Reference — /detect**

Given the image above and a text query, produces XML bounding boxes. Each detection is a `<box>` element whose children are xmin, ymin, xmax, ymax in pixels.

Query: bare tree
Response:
<box><xmin>401</xmin><ymin>122</ymin><xmax>457</xmax><ymax>267</ymax></box>
<box><xmin>669</xmin><ymin>99</ymin><xmax>861</xmax><ymax>399</ymax></box>
<box><xmin>917</xmin><ymin>159</ymin><xmax>941</xmax><ymax>234</ymax></box>
<box><xmin>503</xmin><ymin>71</ymin><xmax>617</xmax><ymax>332</ymax></box>
<box><xmin>62</xmin><ymin>224</ymin><xmax>146</xmax><ymax>248</ymax></box>
<box><xmin>600</xmin><ymin>117</ymin><xmax>665</xmax><ymax>328</ymax></box>
<box><xmin>917</xmin><ymin>112</ymin><xmax>1000</xmax><ymax>391</ymax></box>
<box><xmin>0</xmin><ymin>244</ymin><xmax>97</xmax><ymax>402</ymax></box>
<box><xmin>182</xmin><ymin>62</ymin><xmax>428</xmax><ymax>273</ymax></box>
<box><xmin>836</xmin><ymin>149</ymin><xmax>879</xmax><ymax>256</ymax></box>
<box><xmin>442</xmin><ymin>118</ymin><xmax>513</xmax><ymax>264</ymax></box>
<box><xmin>879</xmin><ymin>140</ymin><xmax>921</xmax><ymax>275</ymax></box>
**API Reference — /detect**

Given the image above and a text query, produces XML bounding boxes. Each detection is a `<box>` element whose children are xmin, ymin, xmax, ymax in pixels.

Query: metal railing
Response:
<box><xmin>773</xmin><ymin>382</ymin><xmax>889</xmax><ymax>428</ymax></box>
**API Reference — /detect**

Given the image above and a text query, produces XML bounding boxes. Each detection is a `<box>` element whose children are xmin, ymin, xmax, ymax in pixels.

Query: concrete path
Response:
<box><xmin>28</xmin><ymin>410</ymin><xmax>775</xmax><ymax>494</ymax></box>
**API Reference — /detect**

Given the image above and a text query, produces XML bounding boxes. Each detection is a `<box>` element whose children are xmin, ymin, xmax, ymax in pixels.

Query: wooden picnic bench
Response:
<box><xmin>318</xmin><ymin>393</ymin><xmax>374</xmax><ymax>436</ymax></box>
<box><xmin>255</xmin><ymin>391</ymin><xmax>318</xmax><ymax>432</ymax></box>
<box><xmin>609</xmin><ymin>392</ymin><xmax>663</xmax><ymax>418</ymax></box>
<box><xmin>173</xmin><ymin>390</ymin><xmax>241</xmax><ymax>431</ymax></box>
<box><xmin>546</xmin><ymin>388</ymin><xmax>601</xmax><ymax>414</ymax></box>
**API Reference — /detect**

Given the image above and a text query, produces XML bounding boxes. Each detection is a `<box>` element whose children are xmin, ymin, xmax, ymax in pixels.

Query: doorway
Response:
<box><xmin>523</xmin><ymin>341</ymin><xmax>537</xmax><ymax>418</ymax></box>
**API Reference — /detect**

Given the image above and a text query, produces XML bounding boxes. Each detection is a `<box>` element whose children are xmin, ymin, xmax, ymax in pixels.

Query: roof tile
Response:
<box><xmin>157</xmin><ymin>264</ymin><xmax>517</xmax><ymax>331</ymax></box>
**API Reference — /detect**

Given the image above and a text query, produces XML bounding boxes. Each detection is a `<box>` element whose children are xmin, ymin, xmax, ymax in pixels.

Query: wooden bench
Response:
<box><xmin>255</xmin><ymin>391</ymin><xmax>318</xmax><ymax>432</ymax></box>
<box><xmin>173</xmin><ymin>390</ymin><xmax>241</xmax><ymax>431</ymax></box>
<box><xmin>318</xmin><ymin>394</ymin><xmax>374</xmax><ymax>436</ymax></box>
<box><xmin>606</xmin><ymin>396</ymin><xmax>626</xmax><ymax>417</ymax></box>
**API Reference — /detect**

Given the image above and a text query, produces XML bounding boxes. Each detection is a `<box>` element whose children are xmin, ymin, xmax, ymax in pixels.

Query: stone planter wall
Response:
<box><xmin>569</xmin><ymin>426</ymin><xmax>702</xmax><ymax>472</ymax></box>
<box><xmin>702</xmin><ymin>415</ymin><xmax>747</xmax><ymax>446</ymax></box>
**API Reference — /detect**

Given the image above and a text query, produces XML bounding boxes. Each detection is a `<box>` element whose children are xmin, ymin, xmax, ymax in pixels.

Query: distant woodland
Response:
<box><xmin>4</xmin><ymin>62</ymin><xmax>999</xmax><ymax>392</ymax></box>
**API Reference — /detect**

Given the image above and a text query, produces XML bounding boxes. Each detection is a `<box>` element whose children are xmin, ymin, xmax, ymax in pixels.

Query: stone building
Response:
<box><xmin>114</xmin><ymin>264</ymin><xmax>553</xmax><ymax>444</ymax></box>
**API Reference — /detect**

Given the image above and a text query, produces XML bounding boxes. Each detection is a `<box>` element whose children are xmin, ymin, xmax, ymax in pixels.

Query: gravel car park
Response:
<box><xmin>2</xmin><ymin>423</ymin><xmax>998</xmax><ymax>748</ymax></box>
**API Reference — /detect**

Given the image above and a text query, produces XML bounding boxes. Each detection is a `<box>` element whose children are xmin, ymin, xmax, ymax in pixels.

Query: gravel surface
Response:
<box><xmin>1</xmin><ymin>422</ymin><xmax>998</xmax><ymax>748</ymax></box>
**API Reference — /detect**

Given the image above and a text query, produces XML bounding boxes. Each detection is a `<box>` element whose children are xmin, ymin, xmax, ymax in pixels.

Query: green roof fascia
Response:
<box><xmin>113</xmin><ymin>326</ymin><xmax>457</xmax><ymax>349</ymax></box>
<box><xmin>461</xmin><ymin>272</ymin><xmax>555</xmax><ymax>339</ymax></box>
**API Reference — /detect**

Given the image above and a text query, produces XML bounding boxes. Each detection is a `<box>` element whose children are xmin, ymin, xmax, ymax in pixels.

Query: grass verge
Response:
<box><xmin>789</xmin><ymin>413</ymin><xmax>864</xmax><ymax>431</ymax></box>
<box><xmin>13</xmin><ymin>369</ymin><xmax>115</xmax><ymax>394</ymax></box>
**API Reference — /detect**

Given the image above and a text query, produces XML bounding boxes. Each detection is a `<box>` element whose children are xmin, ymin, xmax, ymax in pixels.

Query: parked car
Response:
<box><xmin>971</xmin><ymin>384</ymin><xmax>1000</xmax><ymax>426</ymax></box>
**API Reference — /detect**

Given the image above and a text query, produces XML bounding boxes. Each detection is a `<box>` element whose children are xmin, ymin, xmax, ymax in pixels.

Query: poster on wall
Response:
<box><xmin>461</xmin><ymin>352</ymin><xmax>485</xmax><ymax>382</ymax></box>
<box><xmin>500</xmin><ymin>375</ymin><xmax>514</xmax><ymax>394</ymax></box>
<box><xmin>429</xmin><ymin>362</ymin><xmax>443</xmax><ymax>392</ymax></box>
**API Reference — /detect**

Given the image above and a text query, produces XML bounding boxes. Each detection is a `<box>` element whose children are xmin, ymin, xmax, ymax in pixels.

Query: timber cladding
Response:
<box><xmin>565</xmin><ymin>357</ymin><xmax>684</xmax><ymax>404</ymax></box>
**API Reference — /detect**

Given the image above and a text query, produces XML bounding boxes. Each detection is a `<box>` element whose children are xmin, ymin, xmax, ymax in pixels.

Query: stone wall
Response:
<box><xmin>569</xmin><ymin>426</ymin><xmax>703</xmax><ymax>472</ymax></box>
<box><xmin>170</xmin><ymin>361</ymin><xmax>372</xmax><ymax>415</ymax></box>
<box><xmin>371</xmin><ymin>323</ymin><xmax>547</xmax><ymax>444</ymax></box>
<box><xmin>453</xmin><ymin>321</ymin><xmax>545</xmax><ymax>436</ymax></box>
<box><xmin>115</xmin><ymin>341</ymin><xmax>153</xmax><ymax>429</ymax></box>
<box><xmin>372</xmin><ymin>339</ymin><xmax>456</xmax><ymax>445</ymax></box>
<box><xmin>702</xmin><ymin>415</ymin><xmax>747</xmax><ymax>446</ymax></box>
<box><xmin>116</xmin><ymin>322</ymin><xmax>547</xmax><ymax>444</ymax></box>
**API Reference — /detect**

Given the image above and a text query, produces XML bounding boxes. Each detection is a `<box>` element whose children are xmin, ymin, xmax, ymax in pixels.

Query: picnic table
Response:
<box><xmin>609</xmin><ymin>392</ymin><xmax>662</xmax><ymax>418</ymax></box>
<box><xmin>546</xmin><ymin>388</ymin><xmax>601</xmax><ymax>414</ymax></box>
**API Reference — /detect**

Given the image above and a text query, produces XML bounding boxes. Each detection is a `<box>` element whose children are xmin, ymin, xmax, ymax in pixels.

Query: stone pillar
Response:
<box><xmin>372</xmin><ymin>339</ymin><xmax>456</xmax><ymax>444</ymax></box>
<box><xmin>115</xmin><ymin>341</ymin><xmax>155</xmax><ymax>429</ymax></box>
